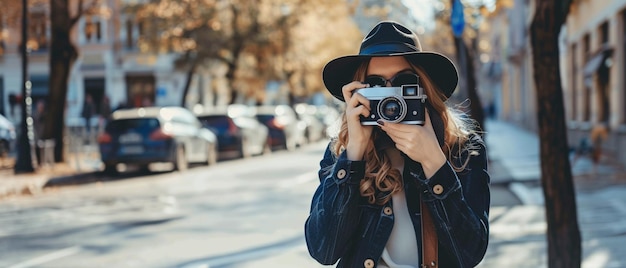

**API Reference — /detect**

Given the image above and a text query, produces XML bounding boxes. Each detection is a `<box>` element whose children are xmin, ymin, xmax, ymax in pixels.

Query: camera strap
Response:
<box><xmin>421</xmin><ymin>194</ymin><xmax>439</xmax><ymax>268</ymax></box>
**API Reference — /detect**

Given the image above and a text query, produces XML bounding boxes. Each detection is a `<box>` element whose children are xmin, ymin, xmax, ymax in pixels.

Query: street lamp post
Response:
<box><xmin>14</xmin><ymin>0</ymin><xmax>36</xmax><ymax>173</ymax></box>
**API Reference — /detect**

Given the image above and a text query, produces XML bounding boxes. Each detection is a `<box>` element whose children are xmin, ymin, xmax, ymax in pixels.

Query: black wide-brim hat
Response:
<box><xmin>322</xmin><ymin>21</ymin><xmax>459</xmax><ymax>102</ymax></box>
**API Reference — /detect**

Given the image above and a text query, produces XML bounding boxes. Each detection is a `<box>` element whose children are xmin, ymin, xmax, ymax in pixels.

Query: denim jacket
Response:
<box><xmin>305</xmin><ymin>134</ymin><xmax>490</xmax><ymax>267</ymax></box>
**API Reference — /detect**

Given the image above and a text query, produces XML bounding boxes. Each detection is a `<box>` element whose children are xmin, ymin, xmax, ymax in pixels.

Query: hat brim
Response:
<box><xmin>322</xmin><ymin>52</ymin><xmax>458</xmax><ymax>102</ymax></box>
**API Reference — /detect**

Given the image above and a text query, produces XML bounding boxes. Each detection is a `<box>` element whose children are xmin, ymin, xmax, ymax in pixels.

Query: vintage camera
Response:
<box><xmin>356</xmin><ymin>84</ymin><xmax>428</xmax><ymax>125</ymax></box>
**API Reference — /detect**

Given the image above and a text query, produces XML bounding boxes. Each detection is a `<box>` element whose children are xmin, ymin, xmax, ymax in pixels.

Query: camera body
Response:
<box><xmin>356</xmin><ymin>84</ymin><xmax>428</xmax><ymax>125</ymax></box>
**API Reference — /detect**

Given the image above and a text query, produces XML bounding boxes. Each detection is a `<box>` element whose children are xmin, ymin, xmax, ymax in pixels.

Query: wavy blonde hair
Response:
<box><xmin>331</xmin><ymin>58</ymin><xmax>477</xmax><ymax>205</ymax></box>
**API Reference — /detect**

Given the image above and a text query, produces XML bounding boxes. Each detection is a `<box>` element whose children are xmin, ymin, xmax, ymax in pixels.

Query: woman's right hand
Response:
<box><xmin>342</xmin><ymin>81</ymin><xmax>373</xmax><ymax>161</ymax></box>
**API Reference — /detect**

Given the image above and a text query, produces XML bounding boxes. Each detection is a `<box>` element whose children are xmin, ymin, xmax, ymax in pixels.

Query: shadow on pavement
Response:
<box><xmin>42</xmin><ymin>167</ymin><xmax>178</xmax><ymax>188</ymax></box>
<box><xmin>177</xmin><ymin>235</ymin><xmax>304</xmax><ymax>268</ymax></box>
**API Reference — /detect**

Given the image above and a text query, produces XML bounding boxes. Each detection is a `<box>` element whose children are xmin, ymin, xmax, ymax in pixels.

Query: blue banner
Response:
<box><xmin>451</xmin><ymin>0</ymin><xmax>465</xmax><ymax>37</ymax></box>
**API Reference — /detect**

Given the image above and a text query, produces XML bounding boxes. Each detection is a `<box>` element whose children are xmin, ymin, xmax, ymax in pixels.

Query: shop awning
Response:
<box><xmin>583</xmin><ymin>46</ymin><xmax>613</xmax><ymax>77</ymax></box>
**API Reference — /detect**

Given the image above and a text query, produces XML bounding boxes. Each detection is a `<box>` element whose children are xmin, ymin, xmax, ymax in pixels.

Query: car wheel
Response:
<box><xmin>207</xmin><ymin>143</ymin><xmax>217</xmax><ymax>166</ymax></box>
<box><xmin>103</xmin><ymin>163</ymin><xmax>117</xmax><ymax>175</ymax></box>
<box><xmin>262</xmin><ymin>140</ymin><xmax>272</xmax><ymax>155</ymax></box>
<box><xmin>175</xmin><ymin>145</ymin><xmax>188</xmax><ymax>171</ymax></box>
<box><xmin>138</xmin><ymin>164</ymin><xmax>151</xmax><ymax>173</ymax></box>
<box><xmin>302</xmin><ymin>131</ymin><xmax>311</xmax><ymax>146</ymax></box>
<box><xmin>286</xmin><ymin>137</ymin><xmax>297</xmax><ymax>151</ymax></box>
<box><xmin>240</xmin><ymin>139</ymin><xmax>251</xmax><ymax>158</ymax></box>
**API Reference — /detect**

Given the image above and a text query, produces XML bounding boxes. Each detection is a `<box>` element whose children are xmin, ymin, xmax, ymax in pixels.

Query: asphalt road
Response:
<box><xmin>0</xmin><ymin>140</ymin><xmax>520</xmax><ymax>268</ymax></box>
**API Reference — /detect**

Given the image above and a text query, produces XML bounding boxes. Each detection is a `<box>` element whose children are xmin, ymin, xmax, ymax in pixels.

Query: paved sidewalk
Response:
<box><xmin>478</xmin><ymin>120</ymin><xmax>626</xmax><ymax>268</ymax></box>
<box><xmin>0</xmin><ymin>143</ymin><xmax>102</xmax><ymax>199</ymax></box>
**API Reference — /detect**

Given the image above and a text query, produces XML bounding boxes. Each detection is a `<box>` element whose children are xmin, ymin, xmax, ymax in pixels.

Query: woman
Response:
<box><xmin>305</xmin><ymin>21</ymin><xmax>490</xmax><ymax>268</ymax></box>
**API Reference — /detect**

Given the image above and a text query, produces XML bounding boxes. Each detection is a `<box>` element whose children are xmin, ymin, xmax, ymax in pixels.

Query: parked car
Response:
<box><xmin>196</xmin><ymin>107</ymin><xmax>270</xmax><ymax>159</ymax></box>
<box><xmin>294</xmin><ymin>103</ymin><xmax>327</xmax><ymax>143</ymax></box>
<box><xmin>313</xmin><ymin>105</ymin><xmax>342</xmax><ymax>137</ymax></box>
<box><xmin>98</xmin><ymin>106</ymin><xmax>218</xmax><ymax>173</ymax></box>
<box><xmin>254</xmin><ymin>105</ymin><xmax>307</xmax><ymax>151</ymax></box>
<box><xmin>0</xmin><ymin>114</ymin><xmax>16</xmax><ymax>157</ymax></box>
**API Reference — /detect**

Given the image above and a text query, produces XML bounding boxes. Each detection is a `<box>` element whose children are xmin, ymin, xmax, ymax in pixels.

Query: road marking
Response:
<box><xmin>179</xmin><ymin>236</ymin><xmax>304</xmax><ymax>268</ymax></box>
<box><xmin>278</xmin><ymin>171</ymin><xmax>317</xmax><ymax>189</ymax></box>
<box><xmin>509</xmin><ymin>182</ymin><xmax>543</xmax><ymax>205</ymax></box>
<box><xmin>8</xmin><ymin>246</ymin><xmax>81</xmax><ymax>268</ymax></box>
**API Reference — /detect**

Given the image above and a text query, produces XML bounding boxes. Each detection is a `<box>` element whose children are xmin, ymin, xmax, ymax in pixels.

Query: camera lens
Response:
<box><xmin>378</xmin><ymin>97</ymin><xmax>406</xmax><ymax>123</ymax></box>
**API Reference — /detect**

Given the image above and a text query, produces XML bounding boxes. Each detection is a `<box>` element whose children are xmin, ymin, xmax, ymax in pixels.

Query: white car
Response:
<box><xmin>0</xmin><ymin>114</ymin><xmax>16</xmax><ymax>156</ymax></box>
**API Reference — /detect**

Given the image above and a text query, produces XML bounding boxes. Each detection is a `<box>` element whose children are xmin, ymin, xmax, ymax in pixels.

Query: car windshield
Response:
<box><xmin>105</xmin><ymin>118</ymin><xmax>160</xmax><ymax>133</ymax></box>
<box><xmin>198</xmin><ymin>115</ymin><xmax>234</xmax><ymax>133</ymax></box>
<box><xmin>256</xmin><ymin>114</ymin><xmax>275</xmax><ymax>124</ymax></box>
<box><xmin>198</xmin><ymin>115</ymin><xmax>230</xmax><ymax>129</ymax></box>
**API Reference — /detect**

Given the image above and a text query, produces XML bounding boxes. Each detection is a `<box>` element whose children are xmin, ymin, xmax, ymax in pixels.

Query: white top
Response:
<box><xmin>378</xmin><ymin>190</ymin><xmax>420</xmax><ymax>268</ymax></box>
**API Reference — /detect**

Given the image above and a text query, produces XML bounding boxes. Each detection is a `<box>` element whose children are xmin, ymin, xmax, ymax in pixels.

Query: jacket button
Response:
<box><xmin>364</xmin><ymin>259</ymin><xmax>375</xmax><ymax>268</ymax></box>
<box><xmin>383</xmin><ymin>207</ymin><xmax>393</xmax><ymax>216</ymax></box>
<box><xmin>433</xmin><ymin>184</ymin><xmax>444</xmax><ymax>195</ymax></box>
<box><xmin>337</xmin><ymin>169</ymin><xmax>347</xmax><ymax>179</ymax></box>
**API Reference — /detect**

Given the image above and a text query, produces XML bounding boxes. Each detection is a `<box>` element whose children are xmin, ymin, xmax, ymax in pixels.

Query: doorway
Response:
<box><xmin>125</xmin><ymin>74</ymin><xmax>155</xmax><ymax>108</ymax></box>
<box><xmin>84</xmin><ymin>78</ymin><xmax>105</xmax><ymax>115</ymax></box>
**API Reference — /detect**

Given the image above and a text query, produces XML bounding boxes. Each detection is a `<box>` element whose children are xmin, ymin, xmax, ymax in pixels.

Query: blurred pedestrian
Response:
<box><xmin>33</xmin><ymin>100</ymin><xmax>46</xmax><ymax>142</ymax></box>
<box><xmin>33</xmin><ymin>100</ymin><xmax>46</xmax><ymax>165</ymax></box>
<box><xmin>99</xmin><ymin>96</ymin><xmax>112</xmax><ymax>132</ymax></box>
<box><xmin>305</xmin><ymin>21</ymin><xmax>490</xmax><ymax>268</ymax></box>
<box><xmin>571</xmin><ymin>136</ymin><xmax>592</xmax><ymax>165</ymax></box>
<box><xmin>81</xmin><ymin>95</ymin><xmax>95</xmax><ymax>140</ymax></box>
<box><xmin>590</xmin><ymin>123</ymin><xmax>609</xmax><ymax>170</ymax></box>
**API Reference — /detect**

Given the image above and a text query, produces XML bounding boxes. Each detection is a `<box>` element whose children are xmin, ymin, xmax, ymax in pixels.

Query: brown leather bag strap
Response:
<box><xmin>421</xmin><ymin>197</ymin><xmax>439</xmax><ymax>268</ymax></box>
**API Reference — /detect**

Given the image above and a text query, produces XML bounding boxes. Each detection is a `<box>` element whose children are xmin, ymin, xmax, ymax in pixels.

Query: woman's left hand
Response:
<box><xmin>377</xmin><ymin>110</ymin><xmax>446</xmax><ymax>179</ymax></box>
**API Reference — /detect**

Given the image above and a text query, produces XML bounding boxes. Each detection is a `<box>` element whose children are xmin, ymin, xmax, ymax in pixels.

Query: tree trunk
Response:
<box><xmin>225</xmin><ymin>60</ymin><xmax>238</xmax><ymax>104</ymax></box>
<box><xmin>453</xmin><ymin>37</ymin><xmax>485</xmax><ymax>133</ymax></box>
<box><xmin>461</xmin><ymin>38</ymin><xmax>485</xmax><ymax>133</ymax></box>
<box><xmin>180</xmin><ymin>60</ymin><xmax>198</xmax><ymax>107</ymax></box>
<box><xmin>530</xmin><ymin>1</ymin><xmax>581</xmax><ymax>267</ymax></box>
<box><xmin>45</xmin><ymin>0</ymin><xmax>79</xmax><ymax>162</ymax></box>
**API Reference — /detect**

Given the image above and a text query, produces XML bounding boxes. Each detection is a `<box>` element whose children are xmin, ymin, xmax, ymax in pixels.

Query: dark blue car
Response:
<box><xmin>98</xmin><ymin>107</ymin><xmax>218</xmax><ymax>174</ymax></box>
<box><xmin>196</xmin><ymin>109</ymin><xmax>270</xmax><ymax>159</ymax></box>
<box><xmin>254</xmin><ymin>105</ymin><xmax>307</xmax><ymax>151</ymax></box>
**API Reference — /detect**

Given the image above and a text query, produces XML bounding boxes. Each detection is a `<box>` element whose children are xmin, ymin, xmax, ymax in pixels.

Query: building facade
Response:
<box><xmin>483</xmin><ymin>0</ymin><xmax>626</xmax><ymax>165</ymax></box>
<box><xmin>0</xmin><ymin>0</ymin><xmax>192</xmax><ymax>128</ymax></box>
<box><xmin>481</xmin><ymin>0</ymin><xmax>536</xmax><ymax>131</ymax></box>
<box><xmin>565</xmin><ymin>0</ymin><xmax>626</xmax><ymax>164</ymax></box>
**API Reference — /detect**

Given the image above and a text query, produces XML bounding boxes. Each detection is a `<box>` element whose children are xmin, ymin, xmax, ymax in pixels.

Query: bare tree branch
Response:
<box><xmin>69</xmin><ymin>0</ymin><xmax>84</xmax><ymax>26</ymax></box>
<box><xmin>70</xmin><ymin>0</ymin><xmax>100</xmax><ymax>27</ymax></box>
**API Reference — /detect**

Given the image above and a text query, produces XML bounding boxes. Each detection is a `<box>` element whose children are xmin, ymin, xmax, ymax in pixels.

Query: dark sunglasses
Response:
<box><xmin>364</xmin><ymin>72</ymin><xmax>418</xmax><ymax>87</ymax></box>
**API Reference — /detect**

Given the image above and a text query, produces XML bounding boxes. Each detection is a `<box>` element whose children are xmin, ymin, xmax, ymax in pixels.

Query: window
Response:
<box><xmin>84</xmin><ymin>15</ymin><xmax>102</xmax><ymax>43</ymax></box>
<box><xmin>0</xmin><ymin>77</ymin><xmax>4</xmax><ymax>116</ymax></box>
<box><xmin>570</xmin><ymin>43</ymin><xmax>577</xmax><ymax>121</ymax></box>
<box><xmin>29</xmin><ymin>75</ymin><xmax>49</xmax><ymax>97</ymax></box>
<box><xmin>623</xmin><ymin>9</ymin><xmax>626</xmax><ymax>123</ymax></box>
<box><xmin>124</xmin><ymin>17</ymin><xmax>144</xmax><ymax>50</ymax></box>
<box><xmin>125</xmin><ymin>19</ymin><xmax>134</xmax><ymax>49</ymax></box>
<box><xmin>28</xmin><ymin>12</ymin><xmax>48</xmax><ymax>52</ymax></box>
<box><xmin>0</xmin><ymin>13</ymin><xmax>5</xmax><ymax>56</ymax></box>
<box><xmin>126</xmin><ymin>75</ymin><xmax>155</xmax><ymax>108</ymax></box>
<box><xmin>582</xmin><ymin>34</ymin><xmax>591</xmax><ymax>122</ymax></box>
<box><xmin>600</xmin><ymin>21</ymin><xmax>609</xmax><ymax>45</ymax></box>
<box><xmin>596</xmin><ymin>21</ymin><xmax>611</xmax><ymax>123</ymax></box>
